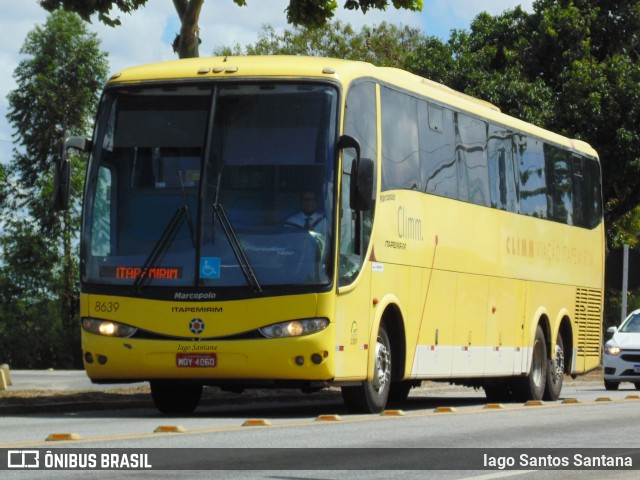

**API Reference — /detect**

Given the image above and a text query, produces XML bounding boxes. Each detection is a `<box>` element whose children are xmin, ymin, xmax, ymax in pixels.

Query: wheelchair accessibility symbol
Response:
<box><xmin>200</xmin><ymin>257</ymin><xmax>221</xmax><ymax>279</ymax></box>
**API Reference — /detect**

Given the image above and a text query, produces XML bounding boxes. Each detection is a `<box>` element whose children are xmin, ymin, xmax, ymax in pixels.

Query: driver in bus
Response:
<box><xmin>285</xmin><ymin>188</ymin><xmax>326</xmax><ymax>234</ymax></box>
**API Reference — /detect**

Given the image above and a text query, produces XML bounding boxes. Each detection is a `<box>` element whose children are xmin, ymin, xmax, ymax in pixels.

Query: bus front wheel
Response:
<box><xmin>150</xmin><ymin>381</ymin><xmax>203</xmax><ymax>414</ymax></box>
<box><xmin>512</xmin><ymin>325</ymin><xmax>547</xmax><ymax>401</ymax></box>
<box><xmin>341</xmin><ymin>324</ymin><xmax>392</xmax><ymax>413</ymax></box>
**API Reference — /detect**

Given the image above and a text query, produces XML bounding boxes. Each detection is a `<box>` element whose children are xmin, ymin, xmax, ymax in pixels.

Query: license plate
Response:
<box><xmin>176</xmin><ymin>353</ymin><xmax>217</xmax><ymax>368</ymax></box>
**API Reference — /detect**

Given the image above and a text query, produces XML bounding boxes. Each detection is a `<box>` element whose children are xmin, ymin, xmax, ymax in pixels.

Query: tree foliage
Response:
<box><xmin>40</xmin><ymin>0</ymin><xmax>423</xmax><ymax>58</ymax></box>
<box><xmin>215</xmin><ymin>20</ymin><xmax>423</xmax><ymax>68</ymax></box>
<box><xmin>0</xmin><ymin>10</ymin><xmax>108</xmax><ymax>368</ymax></box>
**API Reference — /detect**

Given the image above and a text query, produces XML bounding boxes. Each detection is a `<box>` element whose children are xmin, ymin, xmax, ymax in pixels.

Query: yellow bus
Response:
<box><xmin>58</xmin><ymin>56</ymin><xmax>604</xmax><ymax>414</ymax></box>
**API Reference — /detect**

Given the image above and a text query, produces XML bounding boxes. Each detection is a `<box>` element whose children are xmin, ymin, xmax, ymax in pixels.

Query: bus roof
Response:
<box><xmin>108</xmin><ymin>55</ymin><xmax>598</xmax><ymax>159</ymax></box>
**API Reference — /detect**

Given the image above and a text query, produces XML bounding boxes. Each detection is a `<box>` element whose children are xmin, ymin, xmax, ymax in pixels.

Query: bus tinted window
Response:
<box><xmin>516</xmin><ymin>135</ymin><xmax>547</xmax><ymax>219</ymax></box>
<box><xmin>487</xmin><ymin>125</ymin><xmax>519</xmax><ymax>212</ymax></box>
<box><xmin>344</xmin><ymin>81</ymin><xmax>377</xmax><ymax>163</ymax></box>
<box><xmin>456</xmin><ymin>113</ymin><xmax>489</xmax><ymax>206</ymax></box>
<box><xmin>373</xmin><ymin>85</ymin><xmax>601</xmax><ymax>229</ymax></box>
<box><xmin>421</xmin><ymin>103</ymin><xmax>457</xmax><ymax>198</ymax></box>
<box><xmin>381</xmin><ymin>87</ymin><xmax>420</xmax><ymax>191</ymax></box>
<box><xmin>545</xmin><ymin>145</ymin><xmax>573</xmax><ymax>224</ymax></box>
<box><xmin>584</xmin><ymin>157</ymin><xmax>603</xmax><ymax>228</ymax></box>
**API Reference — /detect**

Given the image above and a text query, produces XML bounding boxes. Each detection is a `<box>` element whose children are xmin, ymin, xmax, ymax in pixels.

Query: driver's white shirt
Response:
<box><xmin>285</xmin><ymin>211</ymin><xmax>326</xmax><ymax>233</ymax></box>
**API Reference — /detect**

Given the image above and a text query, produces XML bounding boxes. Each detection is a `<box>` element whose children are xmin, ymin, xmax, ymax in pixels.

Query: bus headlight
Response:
<box><xmin>604</xmin><ymin>342</ymin><xmax>621</xmax><ymax>356</ymax></box>
<box><xmin>259</xmin><ymin>318</ymin><xmax>329</xmax><ymax>338</ymax></box>
<box><xmin>82</xmin><ymin>318</ymin><xmax>137</xmax><ymax>338</ymax></box>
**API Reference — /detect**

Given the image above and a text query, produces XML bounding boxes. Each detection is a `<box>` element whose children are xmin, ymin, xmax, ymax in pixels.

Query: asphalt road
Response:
<box><xmin>2</xmin><ymin>370</ymin><xmax>640</xmax><ymax>479</ymax></box>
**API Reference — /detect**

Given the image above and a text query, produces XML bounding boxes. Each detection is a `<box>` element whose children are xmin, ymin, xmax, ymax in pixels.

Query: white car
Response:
<box><xmin>603</xmin><ymin>309</ymin><xmax>640</xmax><ymax>390</ymax></box>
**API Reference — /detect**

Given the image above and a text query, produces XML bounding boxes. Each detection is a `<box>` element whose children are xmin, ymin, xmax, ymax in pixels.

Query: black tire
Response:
<box><xmin>543</xmin><ymin>332</ymin><xmax>564</xmax><ymax>401</ymax></box>
<box><xmin>512</xmin><ymin>325</ymin><xmax>547</xmax><ymax>401</ymax></box>
<box><xmin>150</xmin><ymin>381</ymin><xmax>203</xmax><ymax>414</ymax></box>
<box><xmin>342</xmin><ymin>324</ymin><xmax>392</xmax><ymax>413</ymax></box>
<box><xmin>604</xmin><ymin>379</ymin><xmax>619</xmax><ymax>391</ymax></box>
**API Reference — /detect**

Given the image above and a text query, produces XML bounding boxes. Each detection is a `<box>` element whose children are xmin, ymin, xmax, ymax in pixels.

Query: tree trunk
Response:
<box><xmin>173</xmin><ymin>0</ymin><xmax>205</xmax><ymax>58</ymax></box>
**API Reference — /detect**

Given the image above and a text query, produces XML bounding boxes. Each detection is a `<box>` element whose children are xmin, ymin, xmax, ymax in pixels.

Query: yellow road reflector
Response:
<box><xmin>242</xmin><ymin>419</ymin><xmax>272</xmax><ymax>427</ymax></box>
<box><xmin>46</xmin><ymin>433</ymin><xmax>81</xmax><ymax>441</ymax></box>
<box><xmin>316</xmin><ymin>414</ymin><xmax>342</xmax><ymax>421</ymax></box>
<box><xmin>0</xmin><ymin>370</ymin><xmax>7</xmax><ymax>391</ymax></box>
<box><xmin>625</xmin><ymin>395</ymin><xmax>640</xmax><ymax>400</ymax></box>
<box><xmin>562</xmin><ymin>398</ymin><xmax>580</xmax><ymax>404</ymax></box>
<box><xmin>0</xmin><ymin>364</ymin><xmax>11</xmax><ymax>386</ymax></box>
<box><xmin>525</xmin><ymin>400</ymin><xmax>544</xmax><ymax>406</ymax></box>
<box><xmin>154</xmin><ymin>425</ymin><xmax>186</xmax><ymax>433</ymax></box>
<box><xmin>483</xmin><ymin>403</ymin><xmax>504</xmax><ymax>409</ymax></box>
<box><xmin>595</xmin><ymin>397</ymin><xmax>612</xmax><ymax>402</ymax></box>
<box><xmin>381</xmin><ymin>410</ymin><xmax>406</xmax><ymax>416</ymax></box>
<box><xmin>434</xmin><ymin>406</ymin><xmax>456</xmax><ymax>413</ymax></box>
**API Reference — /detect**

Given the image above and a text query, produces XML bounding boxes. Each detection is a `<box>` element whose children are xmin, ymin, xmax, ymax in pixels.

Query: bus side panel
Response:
<box><xmin>484</xmin><ymin>277</ymin><xmax>523</xmax><ymax>375</ymax></box>
<box><xmin>452</xmin><ymin>274</ymin><xmax>489</xmax><ymax>376</ymax></box>
<box><xmin>411</xmin><ymin>269</ymin><xmax>456</xmax><ymax>377</ymax></box>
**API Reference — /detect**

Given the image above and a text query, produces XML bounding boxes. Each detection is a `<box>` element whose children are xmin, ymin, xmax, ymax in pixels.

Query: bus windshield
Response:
<box><xmin>82</xmin><ymin>83</ymin><xmax>338</xmax><ymax>292</ymax></box>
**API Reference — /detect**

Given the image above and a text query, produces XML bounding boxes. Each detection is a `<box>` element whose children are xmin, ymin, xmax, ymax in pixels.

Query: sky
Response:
<box><xmin>0</xmin><ymin>0</ymin><xmax>534</xmax><ymax>166</ymax></box>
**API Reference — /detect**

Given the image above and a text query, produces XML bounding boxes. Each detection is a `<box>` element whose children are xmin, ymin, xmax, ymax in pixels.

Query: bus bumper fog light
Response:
<box><xmin>311</xmin><ymin>353</ymin><xmax>322</xmax><ymax>365</ymax></box>
<box><xmin>84</xmin><ymin>352</ymin><xmax>94</xmax><ymax>364</ymax></box>
<box><xmin>97</xmin><ymin>355</ymin><xmax>108</xmax><ymax>365</ymax></box>
<box><xmin>295</xmin><ymin>356</ymin><xmax>304</xmax><ymax>366</ymax></box>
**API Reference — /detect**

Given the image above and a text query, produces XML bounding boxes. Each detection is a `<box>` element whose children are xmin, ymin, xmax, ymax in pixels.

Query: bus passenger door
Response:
<box><xmin>333</xmin><ymin>80</ymin><xmax>378</xmax><ymax>381</ymax></box>
<box><xmin>333</xmin><ymin>151</ymin><xmax>374</xmax><ymax>380</ymax></box>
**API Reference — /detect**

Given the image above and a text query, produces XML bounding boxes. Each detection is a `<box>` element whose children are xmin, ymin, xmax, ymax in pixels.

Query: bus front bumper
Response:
<box><xmin>81</xmin><ymin>327</ymin><xmax>335</xmax><ymax>384</ymax></box>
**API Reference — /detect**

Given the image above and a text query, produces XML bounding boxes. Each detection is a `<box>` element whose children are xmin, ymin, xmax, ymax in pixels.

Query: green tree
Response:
<box><xmin>216</xmin><ymin>20</ymin><xmax>423</xmax><ymax>68</ymax></box>
<box><xmin>39</xmin><ymin>0</ymin><xmax>423</xmax><ymax>58</ymax></box>
<box><xmin>0</xmin><ymin>10</ymin><xmax>108</xmax><ymax>368</ymax></box>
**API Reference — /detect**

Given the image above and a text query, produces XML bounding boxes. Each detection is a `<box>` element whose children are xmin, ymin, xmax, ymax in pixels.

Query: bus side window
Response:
<box><xmin>456</xmin><ymin>113</ymin><xmax>489</xmax><ymax>206</ymax></box>
<box><xmin>91</xmin><ymin>165</ymin><xmax>113</xmax><ymax>256</ymax></box>
<box><xmin>516</xmin><ymin>135</ymin><xmax>547</xmax><ymax>219</ymax></box>
<box><xmin>340</xmin><ymin>81</ymin><xmax>377</xmax><ymax>285</ymax></box>
<box><xmin>380</xmin><ymin>86</ymin><xmax>420</xmax><ymax>191</ymax></box>
<box><xmin>545</xmin><ymin>144</ymin><xmax>573</xmax><ymax>225</ymax></box>
<box><xmin>421</xmin><ymin>103</ymin><xmax>457</xmax><ymax>199</ymax></box>
<box><xmin>487</xmin><ymin>125</ymin><xmax>518</xmax><ymax>212</ymax></box>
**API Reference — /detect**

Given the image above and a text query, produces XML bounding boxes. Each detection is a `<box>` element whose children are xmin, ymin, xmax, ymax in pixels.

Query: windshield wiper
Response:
<box><xmin>132</xmin><ymin>206</ymin><xmax>188</xmax><ymax>292</ymax></box>
<box><xmin>132</xmin><ymin>171</ymin><xmax>196</xmax><ymax>292</ymax></box>
<box><xmin>212</xmin><ymin>202</ymin><xmax>262</xmax><ymax>293</ymax></box>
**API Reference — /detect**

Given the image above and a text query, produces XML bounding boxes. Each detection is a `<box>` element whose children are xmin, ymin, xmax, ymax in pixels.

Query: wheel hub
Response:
<box><xmin>372</xmin><ymin>337</ymin><xmax>391</xmax><ymax>394</ymax></box>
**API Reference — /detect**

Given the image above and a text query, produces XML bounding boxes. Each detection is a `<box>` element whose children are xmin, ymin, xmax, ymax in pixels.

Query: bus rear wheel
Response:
<box><xmin>150</xmin><ymin>381</ymin><xmax>203</xmax><ymax>414</ymax></box>
<box><xmin>512</xmin><ymin>325</ymin><xmax>547</xmax><ymax>401</ymax></box>
<box><xmin>543</xmin><ymin>332</ymin><xmax>564</xmax><ymax>401</ymax></box>
<box><xmin>342</xmin><ymin>324</ymin><xmax>392</xmax><ymax>413</ymax></box>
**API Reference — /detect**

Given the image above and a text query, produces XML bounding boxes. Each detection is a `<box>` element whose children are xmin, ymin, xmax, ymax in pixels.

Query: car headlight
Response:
<box><xmin>259</xmin><ymin>318</ymin><xmax>329</xmax><ymax>338</ymax></box>
<box><xmin>82</xmin><ymin>318</ymin><xmax>137</xmax><ymax>338</ymax></box>
<box><xmin>604</xmin><ymin>342</ymin><xmax>621</xmax><ymax>356</ymax></box>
